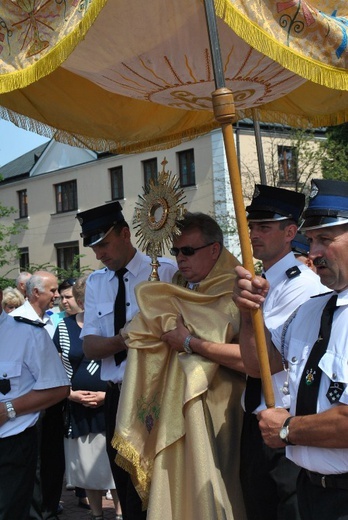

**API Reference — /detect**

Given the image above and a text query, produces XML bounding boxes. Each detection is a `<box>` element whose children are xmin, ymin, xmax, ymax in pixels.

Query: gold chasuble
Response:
<box><xmin>112</xmin><ymin>247</ymin><xmax>246</xmax><ymax>520</ymax></box>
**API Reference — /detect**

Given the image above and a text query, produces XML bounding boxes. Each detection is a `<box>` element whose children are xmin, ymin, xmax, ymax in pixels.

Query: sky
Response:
<box><xmin>0</xmin><ymin>118</ymin><xmax>50</xmax><ymax>167</ymax></box>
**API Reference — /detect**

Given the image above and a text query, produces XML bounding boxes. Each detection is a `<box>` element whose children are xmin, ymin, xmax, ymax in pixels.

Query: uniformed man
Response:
<box><xmin>0</xmin><ymin>289</ymin><xmax>69</xmax><ymax>520</ymax></box>
<box><xmin>77</xmin><ymin>201</ymin><xmax>177</xmax><ymax>520</ymax></box>
<box><xmin>11</xmin><ymin>271</ymin><xmax>64</xmax><ymax>519</ymax></box>
<box><xmin>291</xmin><ymin>232</ymin><xmax>316</xmax><ymax>270</ymax></box>
<box><xmin>240</xmin><ymin>184</ymin><xmax>326</xmax><ymax>520</ymax></box>
<box><xmin>234</xmin><ymin>178</ymin><xmax>348</xmax><ymax>520</ymax></box>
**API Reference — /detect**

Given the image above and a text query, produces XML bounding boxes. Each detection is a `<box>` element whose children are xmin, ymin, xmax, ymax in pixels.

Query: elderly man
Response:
<box><xmin>114</xmin><ymin>213</ymin><xmax>246</xmax><ymax>520</ymax></box>
<box><xmin>0</xmin><ymin>288</ymin><xmax>69</xmax><ymax>520</ymax></box>
<box><xmin>233</xmin><ymin>179</ymin><xmax>348</xmax><ymax>520</ymax></box>
<box><xmin>11</xmin><ymin>271</ymin><xmax>63</xmax><ymax>519</ymax></box>
<box><xmin>76</xmin><ymin>201</ymin><xmax>177</xmax><ymax>520</ymax></box>
<box><xmin>11</xmin><ymin>271</ymin><xmax>59</xmax><ymax>338</ymax></box>
<box><xmin>16</xmin><ymin>271</ymin><xmax>32</xmax><ymax>298</ymax></box>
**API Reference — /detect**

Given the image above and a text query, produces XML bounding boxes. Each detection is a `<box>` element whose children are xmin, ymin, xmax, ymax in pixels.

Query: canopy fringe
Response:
<box><xmin>0</xmin><ymin>0</ymin><xmax>108</xmax><ymax>95</ymax></box>
<box><xmin>2</xmin><ymin>103</ymin><xmax>347</xmax><ymax>155</ymax></box>
<box><xmin>215</xmin><ymin>0</ymin><xmax>348</xmax><ymax>91</ymax></box>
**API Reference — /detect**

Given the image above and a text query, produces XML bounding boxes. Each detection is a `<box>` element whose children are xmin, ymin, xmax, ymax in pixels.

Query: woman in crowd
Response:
<box><xmin>1</xmin><ymin>286</ymin><xmax>24</xmax><ymax>313</ymax></box>
<box><xmin>53</xmin><ymin>275</ymin><xmax>122</xmax><ymax>520</ymax></box>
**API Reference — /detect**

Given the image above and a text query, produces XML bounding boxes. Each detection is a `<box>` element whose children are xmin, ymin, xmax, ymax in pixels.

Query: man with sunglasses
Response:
<box><xmin>160</xmin><ymin>199</ymin><xmax>323</xmax><ymax>520</ymax></box>
<box><xmin>116</xmin><ymin>212</ymin><xmax>246</xmax><ymax>519</ymax></box>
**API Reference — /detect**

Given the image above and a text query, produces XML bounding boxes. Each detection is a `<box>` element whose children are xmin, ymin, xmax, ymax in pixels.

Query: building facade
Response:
<box><xmin>0</xmin><ymin>123</ymin><xmax>325</xmax><ymax>280</ymax></box>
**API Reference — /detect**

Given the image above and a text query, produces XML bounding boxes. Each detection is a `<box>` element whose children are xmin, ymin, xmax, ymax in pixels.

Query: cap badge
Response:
<box><xmin>309</xmin><ymin>182</ymin><xmax>319</xmax><ymax>200</ymax></box>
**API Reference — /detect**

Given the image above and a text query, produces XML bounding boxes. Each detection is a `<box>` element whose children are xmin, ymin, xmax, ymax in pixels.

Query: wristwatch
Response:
<box><xmin>5</xmin><ymin>401</ymin><xmax>16</xmax><ymax>421</ymax></box>
<box><xmin>279</xmin><ymin>416</ymin><xmax>295</xmax><ymax>445</ymax></box>
<box><xmin>183</xmin><ymin>335</ymin><xmax>194</xmax><ymax>354</ymax></box>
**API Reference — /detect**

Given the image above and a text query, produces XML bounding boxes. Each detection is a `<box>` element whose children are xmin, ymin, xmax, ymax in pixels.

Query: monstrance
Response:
<box><xmin>133</xmin><ymin>158</ymin><xmax>186</xmax><ymax>281</ymax></box>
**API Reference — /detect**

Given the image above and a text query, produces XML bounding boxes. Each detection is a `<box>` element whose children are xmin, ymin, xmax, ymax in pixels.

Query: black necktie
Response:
<box><xmin>114</xmin><ymin>267</ymin><xmax>128</xmax><ymax>366</ymax></box>
<box><xmin>244</xmin><ymin>273</ymin><xmax>266</xmax><ymax>413</ymax></box>
<box><xmin>296</xmin><ymin>294</ymin><xmax>338</xmax><ymax>416</ymax></box>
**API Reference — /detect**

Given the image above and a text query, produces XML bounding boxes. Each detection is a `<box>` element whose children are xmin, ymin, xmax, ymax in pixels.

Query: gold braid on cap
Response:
<box><xmin>133</xmin><ymin>158</ymin><xmax>186</xmax><ymax>281</ymax></box>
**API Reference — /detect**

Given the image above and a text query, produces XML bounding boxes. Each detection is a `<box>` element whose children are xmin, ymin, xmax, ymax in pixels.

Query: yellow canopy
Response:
<box><xmin>0</xmin><ymin>0</ymin><xmax>348</xmax><ymax>153</ymax></box>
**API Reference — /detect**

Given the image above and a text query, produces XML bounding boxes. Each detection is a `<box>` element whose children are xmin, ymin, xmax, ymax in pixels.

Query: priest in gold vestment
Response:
<box><xmin>113</xmin><ymin>213</ymin><xmax>246</xmax><ymax>520</ymax></box>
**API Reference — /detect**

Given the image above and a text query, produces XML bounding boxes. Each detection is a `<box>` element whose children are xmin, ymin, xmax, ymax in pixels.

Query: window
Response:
<box><xmin>278</xmin><ymin>146</ymin><xmax>297</xmax><ymax>184</ymax></box>
<box><xmin>110</xmin><ymin>166</ymin><xmax>124</xmax><ymax>200</ymax></box>
<box><xmin>143</xmin><ymin>158</ymin><xmax>158</xmax><ymax>191</ymax></box>
<box><xmin>19</xmin><ymin>247</ymin><xmax>29</xmax><ymax>271</ymax></box>
<box><xmin>18</xmin><ymin>189</ymin><xmax>28</xmax><ymax>218</ymax></box>
<box><xmin>55</xmin><ymin>242</ymin><xmax>79</xmax><ymax>271</ymax></box>
<box><xmin>178</xmin><ymin>149</ymin><xmax>195</xmax><ymax>187</ymax></box>
<box><xmin>55</xmin><ymin>180</ymin><xmax>78</xmax><ymax>213</ymax></box>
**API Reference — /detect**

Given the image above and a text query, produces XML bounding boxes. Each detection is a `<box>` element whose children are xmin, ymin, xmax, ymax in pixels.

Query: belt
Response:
<box><xmin>305</xmin><ymin>470</ymin><xmax>348</xmax><ymax>490</ymax></box>
<box><xmin>107</xmin><ymin>381</ymin><xmax>122</xmax><ymax>391</ymax></box>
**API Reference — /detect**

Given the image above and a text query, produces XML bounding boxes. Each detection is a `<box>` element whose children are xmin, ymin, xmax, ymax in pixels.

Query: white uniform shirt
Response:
<box><xmin>271</xmin><ymin>288</ymin><xmax>348</xmax><ymax>474</ymax></box>
<box><xmin>254</xmin><ymin>252</ymin><xmax>326</xmax><ymax>412</ymax></box>
<box><xmin>0</xmin><ymin>311</ymin><xmax>69</xmax><ymax>438</ymax></box>
<box><xmin>10</xmin><ymin>299</ymin><xmax>56</xmax><ymax>338</ymax></box>
<box><xmin>81</xmin><ymin>250</ymin><xmax>177</xmax><ymax>383</ymax></box>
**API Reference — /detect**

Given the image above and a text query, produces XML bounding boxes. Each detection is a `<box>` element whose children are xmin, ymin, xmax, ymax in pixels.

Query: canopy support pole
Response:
<box><xmin>203</xmin><ymin>0</ymin><xmax>275</xmax><ymax>408</ymax></box>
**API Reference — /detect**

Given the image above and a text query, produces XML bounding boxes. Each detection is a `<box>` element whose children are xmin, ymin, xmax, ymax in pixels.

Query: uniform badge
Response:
<box><xmin>252</xmin><ymin>185</ymin><xmax>261</xmax><ymax>199</ymax></box>
<box><xmin>305</xmin><ymin>369</ymin><xmax>316</xmax><ymax>385</ymax></box>
<box><xmin>326</xmin><ymin>382</ymin><xmax>345</xmax><ymax>404</ymax></box>
<box><xmin>286</xmin><ymin>266</ymin><xmax>301</xmax><ymax>279</ymax></box>
<box><xmin>309</xmin><ymin>182</ymin><xmax>319</xmax><ymax>199</ymax></box>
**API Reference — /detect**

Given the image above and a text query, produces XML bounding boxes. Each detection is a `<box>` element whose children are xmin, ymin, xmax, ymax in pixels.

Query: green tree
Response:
<box><xmin>321</xmin><ymin>123</ymin><xmax>348</xmax><ymax>181</ymax></box>
<box><xmin>0</xmin><ymin>202</ymin><xmax>28</xmax><ymax>289</ymax></box>
<box><xmin>26</xmin><ymin>255</ymin><xmax>92</xmax><ymax>283</ymax></box>
<box><xmin>0</xmin><ymin>202</ymin><xmax>28</xmax><ymax>283</ymax></box>
<box><xmin>262</xmin><ymin>126</ymin><xmax>326</xmax><ymax>194</ymax></box>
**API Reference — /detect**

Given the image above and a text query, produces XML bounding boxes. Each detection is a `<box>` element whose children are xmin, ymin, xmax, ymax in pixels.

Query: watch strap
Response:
<box><xmin>183</xmin><ymin>335</ymin><xmax>194</xmax><ymax>354</ymax></box>
<box><xmin>5</xmin><ymin>400</ymin><xmax>16</xmax><ymax>420</ymax></box>
<box><xmin>281</xmin><ymin>415</ymin><xmax>295</xmax><ymax>445</ymax></box>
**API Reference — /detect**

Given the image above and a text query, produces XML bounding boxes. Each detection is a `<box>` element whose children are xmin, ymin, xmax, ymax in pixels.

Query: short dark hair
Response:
<box><xmin>278</xmin><ymin>219</ymin><xmax>297</xmax><ymax>230</ymax></box>
<box><xmin>112</xmin><ymin>221</ymin><xmax>130</xmax><ymax>235</ymax></box>
<box><xmin>175</xmin><ymin>212</ymin><xmax>223</xmax><ymax>246</ymax></box>
<box><xmin>58</xmin><ymin>278</ymin><xmax>76</xmax><ymax>294</ymax></box>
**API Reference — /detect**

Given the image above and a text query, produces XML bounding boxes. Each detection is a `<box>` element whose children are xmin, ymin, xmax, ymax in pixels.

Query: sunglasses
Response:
<box><xmin>170</xmin><ymin>242</ymin><xmax>215</xmax><ymax>257</ymax></box>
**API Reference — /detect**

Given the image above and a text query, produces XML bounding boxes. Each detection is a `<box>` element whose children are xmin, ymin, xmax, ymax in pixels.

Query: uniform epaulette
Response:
<box><xmin>311</xmin><ymin>291</ymin><xmax>334</xmax><ymax>299</ymax></box>
<box><xmin>13</xmin><ymin>316</ymin><xmax>46</xmax><ymax>328</ymax></box>
<box><xmin>286</xmin><ymin>266</ymin><xmax>301</xmax><ymax>279</ymax></box>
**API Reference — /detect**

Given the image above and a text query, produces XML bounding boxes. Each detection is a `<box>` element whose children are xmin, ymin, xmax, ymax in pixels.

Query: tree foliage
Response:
<box><xmin>321</xmin><ymin>123</ymin><xmax>348</xmax><ymax>181</ymax></box>
<box><xmin>0</xmin><ymin>202</ymin><xmax>27</xmax><ymax>269</ymax></box>
<box><xmin>21</xmin><ymin>255</ymin><xmax>93</xmax><ymax>282</ymax></box>
<box><xmin>263</xmin><ymin>127</ymin><xmax>326</xmax><ymax>194</ymax></box>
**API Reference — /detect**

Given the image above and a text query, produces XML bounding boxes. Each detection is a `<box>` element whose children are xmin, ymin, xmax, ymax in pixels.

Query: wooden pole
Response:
<box><xmin>203</xmin><ymin>0</ymin><xmax>275</xmax><ymax>407</ymax></box>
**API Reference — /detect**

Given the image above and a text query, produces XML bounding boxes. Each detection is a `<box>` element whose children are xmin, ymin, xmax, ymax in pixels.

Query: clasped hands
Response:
<box><xmin>69</xmin><ymin>390</ymin><xmax>105</xmax><ymax>408</ymax></box>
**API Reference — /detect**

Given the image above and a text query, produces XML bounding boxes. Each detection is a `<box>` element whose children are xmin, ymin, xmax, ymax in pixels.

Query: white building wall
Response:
<box><xmin>211</xmin><ymin>129</ymin><xmax>241</xmax><ymax>259</ymax></box>
<box><xmin>0</xmin><ymin>127</ymin><xmax>324</xmax><ymax>280</ymax></box>
<box><xmin>0</xmin><ymin>134</ymin><xmax>218</xmax><ymax>278</ymax></box>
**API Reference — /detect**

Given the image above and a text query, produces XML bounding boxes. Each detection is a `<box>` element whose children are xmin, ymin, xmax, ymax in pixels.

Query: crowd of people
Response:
<box><xmin>1</xmin><ymin>178</ymin><xmax>348</xmax><ymax>520</ymax></box>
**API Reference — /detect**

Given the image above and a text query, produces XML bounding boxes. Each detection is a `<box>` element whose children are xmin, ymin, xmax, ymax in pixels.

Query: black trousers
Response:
<box><xmin>297</xmin><ymin>469</ymin><xmax>348</xmax><ymax>520</ymax></box>
<box><xmin>0</xmin><ymin>426</ymin><xmax>37</xmax><ymax>520</ymax></box>
<box><xmin>104</xmin><ymin>383</ymin><xmax>147</xmax><ymax>520</ymax></box>
<box><xmin>29</xmin><ymin>403</ymin><xmax>65</xmax><ymax>520</ymax></box>
<box><xmin>40</xmin><ymin>401</ymin><xmax>65</xmax><ymax>516</ymax></box>
<box><xmin>240</xmin><ymin>412</ymin><xmax>301</xmax><ymax>520</ymax></box>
